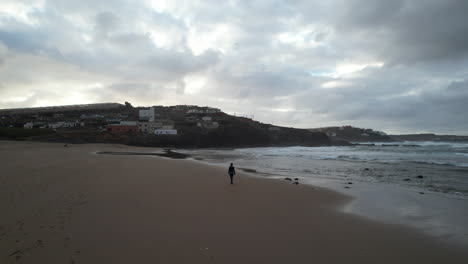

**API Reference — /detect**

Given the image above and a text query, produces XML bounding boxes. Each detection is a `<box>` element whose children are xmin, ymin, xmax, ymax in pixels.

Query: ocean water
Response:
<box><xmin>183</xmin><ymin>141</ymin><xmax>468</xmax><ymax>197</ymax></box>
<box><xmin>180</xmin><ymin>141</ymin><xmax>468</xmax><ymax>245</ymax></box>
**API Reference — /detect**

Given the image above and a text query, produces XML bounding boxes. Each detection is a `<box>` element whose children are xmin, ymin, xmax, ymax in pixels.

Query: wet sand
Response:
<box><xmin>1</xmin><ymin>141</ymin><xmax>467</xmax><ymax>263</ymax></box>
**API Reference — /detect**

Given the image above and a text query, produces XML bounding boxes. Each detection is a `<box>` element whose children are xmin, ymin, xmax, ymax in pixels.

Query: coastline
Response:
<box><xmin>1</xmin><ymin>141</ymin><xmax>467</xmax><ymax>263</ymax></box>
<box><xmin>180</xmin><ymin>146</ymin><xmax>468</xmax><ymax>246</ymax></box>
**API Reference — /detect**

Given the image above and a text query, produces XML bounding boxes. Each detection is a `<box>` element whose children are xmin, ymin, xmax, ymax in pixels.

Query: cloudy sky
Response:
<box><xmin>1</xmin><ymin>0</ymin><xmax>468</xmax><ymax>134</ymax></box>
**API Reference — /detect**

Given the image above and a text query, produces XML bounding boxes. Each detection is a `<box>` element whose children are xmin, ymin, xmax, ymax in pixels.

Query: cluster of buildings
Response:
<box><xmin>24</xmin><ymin>121</ymin><xmax>82</xmax><ymax>130</ymax></box>
<box><xmin>11</xmin><ymin>104</ymin><xmax>224</xmax><ymax>136</ymax></box>
<box><xmin>314</xmin><ymin>126</ymin><xmax>388</xmax><ymax>138</ymax></box>
<box><xmin>106</xmin><ymin>106</ymin><xmax>222</xmax><ymax>135</ymax></box>
<box><xmin>107</xmin><ymin>120</ymin><xmax>177</xmax><ymax>135</ymax></box>
<box><xmin>194</xmin><ymin>116</ymin><xmax>219</xmax><ymax>130</ymax></box>
<box><xmin>104</xmin><ymin>107</ymin><xmax>177</xmax><ymax>135</ymax></box>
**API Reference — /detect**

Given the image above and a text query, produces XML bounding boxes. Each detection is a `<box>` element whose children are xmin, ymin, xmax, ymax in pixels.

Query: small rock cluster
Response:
<box><xmin>403</xmin><ymin>175</ymin><xmax>425</xmax><ymax>182</ymax></box>
<box><xmin>284</xmin><ymin>177</ymin><xmax>300</xmax><ymax>185</ymax></box>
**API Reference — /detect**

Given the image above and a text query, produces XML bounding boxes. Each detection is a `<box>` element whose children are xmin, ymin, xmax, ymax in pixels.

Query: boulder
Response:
<box><xmin>416</xmin><ymin>175</ymin><xmax>424</xmax><ymax>179</ymax></box>
<box><xmin>285</xmin><ymin>178</ymin><xmax>292</xmax><ymax>181</ymax></box>
<box><xmin>403</xmin><ymin>178</ymin><xmax>411</xmax><ymax>181</ymax></box>
<box><xmin>348</xmin><ymin>182</ymin><xmax>353</xmax><ymax>184</ymax></box>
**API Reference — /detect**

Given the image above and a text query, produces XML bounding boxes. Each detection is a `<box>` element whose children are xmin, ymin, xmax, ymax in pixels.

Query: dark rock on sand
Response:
<box><xmin>364</xmin><ymin>168</ymin><xmax>370</xmax><ymax>171</ymax></box>
<box><xmin>293</xmin><ymin>182</ymin><xmax>299</xmax><ymax>185</ymax></box>
<box><xmin>285</xmin><ymin>178</ymin><xmax>292</xmax><ymax>181</ymax></box>
<box><xmin>294</xmin><ymin>178</ymin><xmax>299</xmax><ymax>181</ymax></box>
<box><xmin>419</xmin><ymin>192</ymin><xmax>425</xmax><ymax>194</ymax></box>
<box><xmin>403</xmin><ymin>178</ymin><xmax>411</xmax><ymax>181</ymax></box>
<box><xmin>416</xmin><ymin>175</ymin><xmax>424</xmax><ymax>179</ymax></box>
<box><xmin>97</xmin><ymin>150</ymin><xmax>188</xmax><ymax>159</ymax></box>
<box><xmin>344</xmin><ymin>186</ymin><xmax>350</xmax><ymax>189</ymax></box>
<box><xmin>348</xmin><ymin>182</ymin><xmax>353</xmax><ymax>184</ymax></box>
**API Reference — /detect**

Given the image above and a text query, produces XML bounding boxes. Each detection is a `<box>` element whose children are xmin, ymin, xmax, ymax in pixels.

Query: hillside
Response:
<box><xmin>0</xmin><ymin>103</ymin><xmax>332</xmax><ymax>148</ymax></box>
<box><xmin>310</xmin><ymin>126</ymin><xmax>393</xmax><ymax>142</ymax></box>
<box><xmin>390</xmin><ymin>134</ymin><xmax>468</xmax><ymax>142</ymax></box>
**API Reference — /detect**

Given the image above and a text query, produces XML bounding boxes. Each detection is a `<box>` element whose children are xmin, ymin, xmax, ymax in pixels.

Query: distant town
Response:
<box><xmin>0</xmin><ymin>102</ymin><xmax>222</xmax><ymax>135</ymax></box>
<box><xmin>1</xmin><ymin>102</ymin><xmax>467</xmax><ymax>147</ymax></box>
<box><xmin>0</xmin><ymin>102</ymin><xmax>331</xmax><ymax>147</ymax></box>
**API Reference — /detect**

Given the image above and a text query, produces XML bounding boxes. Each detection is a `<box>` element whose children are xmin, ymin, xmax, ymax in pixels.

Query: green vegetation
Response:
<box><xmin>0</xmin><ymin>128</ymin><xmax>55</xmax><ymax>139</ymax></box>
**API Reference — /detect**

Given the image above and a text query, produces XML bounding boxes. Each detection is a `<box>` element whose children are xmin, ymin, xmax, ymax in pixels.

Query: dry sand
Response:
<box><xmin>0</xmin><ymin>141</ymin><xmax>467</xmax><ymax>263</ymax></box>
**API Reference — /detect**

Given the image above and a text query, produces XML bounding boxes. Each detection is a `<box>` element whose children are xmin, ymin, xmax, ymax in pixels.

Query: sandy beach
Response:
<box><xmin>1</xmin><ymin>141</ymin><xmax>467</xmax><ymax>263</ymax></box>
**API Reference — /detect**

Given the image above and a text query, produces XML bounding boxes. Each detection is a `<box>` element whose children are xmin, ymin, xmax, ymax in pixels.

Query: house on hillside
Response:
<box><xmin>138</xmin><ymin>122</ymin><xmax>164</xmax><ymax>133</ymax></box>
<box><xmin>139</xmin><ymin>107</ymin><xmax>156</xmax><ymax>122</ymax></box>
<box><xmin>80</xmin><ymin>114</ymin><xmax>104</xmax><ymax>119</ymax></box>
<box><xmin>187</xmin><ymin>109</ymin><xmax>204</xmax><ymax>114</ymax></box>
<box><xmin>48</xmin><ymin>121</ymin><xmax>78</xmax><ymax>129</ymax></box>
<box><xmin>154</xmin><ymin>129</ymin><xmax>177</xmax><ymax>135</ymax></box>
<box><xmin>197</xmin><ymin>121</ymin><xmax>219</xmax><ymax>130</ymax></box>
<box><xmin>120</xmin><ymin>121</ymin><xmax>138</xmax><ymax>126</ymax></box>
<box><xmin>205</xmin><ymin>107</ymin><xmax>221</xmax><ymax>113</ymax></box>
<box><xmin>24</xmin><ymin>122</ymin><xmax>33</xmax><ymax>129</ymax></box>
<box><xmin>105</xmin><ymin>117</ymin><xmax>121</xmax><ymax>124</ymax></box>
<box><xmin>204</xmin><ymin>122</ymin><xmax>219</xmax><ymax>129</ymax></box>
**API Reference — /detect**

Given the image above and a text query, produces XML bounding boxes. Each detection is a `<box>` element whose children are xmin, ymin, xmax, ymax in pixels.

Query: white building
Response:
<box><xmin>49</xmin><ymin>122</ymin><xmax>77</xmax><ymax>129</ymax></box>
<box><xmin>198</xmin><ymin>121</ymin><xmax>219</xmax><ymax>129</ymax></box>
<box><xmin>154</xmin><ymin>129</ymin><xmax>177</xmax><ymax>135</ymax></box>
<box><xmin>139</xmin><ymin>107</ymin><xmax>156</xmax><ymax>122</ymax></box>
<box><xmin>120</xmin><ymin>121</ymin><xmax>138</xmax><ymax>126</ymax></box>
<box><xmin>24</xmin><ymin>122</ymin><xmax>34</xmax><ymax>129</ymax></box>
<box><xmin>187</xmin><ymin>107</ymin><xmax>221</xmax><ymax>114</ymax></box>
<box><xmin>138</xmin><ymin>122</ymin><xmax>164</xmax><ymax>133</ymax></box>
<box><xmin>204</xmin><ymin>122</ymin><xmax>219</xmax><ymax>129</ymax></box>
<box><xmin>205</xmin><ymin>108</ymin><xmax>221</xmax><ymax>113</ymax></box>
<box><xmin>187</xmin><ymin>109</ymin><xmax>204</xmax><ymax>114</ymax></box>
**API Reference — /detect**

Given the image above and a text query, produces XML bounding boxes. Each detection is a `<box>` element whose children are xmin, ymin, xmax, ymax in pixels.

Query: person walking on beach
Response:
<box><xmin>228</xmin><ymin>163</ymin><xmax>236</xmax><ymax>184</ymax></box>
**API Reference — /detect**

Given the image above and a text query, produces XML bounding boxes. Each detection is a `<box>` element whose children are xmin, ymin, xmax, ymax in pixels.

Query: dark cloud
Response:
<box><xmin>331</xmin><ymin>0</ymin><xmax>468</xmax><ymax>64</ymax></box>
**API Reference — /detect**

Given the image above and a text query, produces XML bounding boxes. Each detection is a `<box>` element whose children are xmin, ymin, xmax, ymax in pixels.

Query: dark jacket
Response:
<box><xmin>228</xmin><ymin>165</ymin><xmax>236</xmax><ymax>175</ymax></box>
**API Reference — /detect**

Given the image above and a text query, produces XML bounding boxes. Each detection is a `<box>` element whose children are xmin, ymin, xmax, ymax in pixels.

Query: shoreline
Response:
<box><xmin>1</xmin><ymin>141</ymin><xmax>467</xmax><ymax>263</ymax></box>
<box><xmin>96</xmin><ymin>144</ymin><xmax>468</xmax><ymax>246</ymax></box>
<box><xmin>179</xmin><ymin>147</ymin><xmax>468</xmax><ymax>247</ymax></box>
